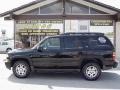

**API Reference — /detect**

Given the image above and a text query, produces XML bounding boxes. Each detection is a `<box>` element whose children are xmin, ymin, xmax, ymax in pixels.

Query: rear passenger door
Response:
<box><xmin>59</xmin><ymin>36</ymin><xmax>85</xmax><ymax>68</ymax></box>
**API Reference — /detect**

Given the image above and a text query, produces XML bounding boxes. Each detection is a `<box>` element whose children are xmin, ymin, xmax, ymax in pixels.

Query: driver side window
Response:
<box><xmin>40</xmin><ymin>37</ymin><xmax>60</xmax><ymax>50</ymax></box>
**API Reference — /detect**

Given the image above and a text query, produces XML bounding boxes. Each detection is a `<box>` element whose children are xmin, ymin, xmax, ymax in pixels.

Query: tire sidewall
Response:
<box><xmin>13</xmin><ymin>61</ymin><xmax>31</xmax><ymax>78</ymax></box>
<box><xmin>82</xmin><ymin>63</ymin><xmax>101</xmax><ymax>81</ymax></box>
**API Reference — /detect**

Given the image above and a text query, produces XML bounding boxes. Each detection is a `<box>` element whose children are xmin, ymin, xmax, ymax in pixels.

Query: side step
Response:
<box><xmin>34</xmin><ymin>69</ymin><xmax>80</xmax><ymax>73</ymax></box>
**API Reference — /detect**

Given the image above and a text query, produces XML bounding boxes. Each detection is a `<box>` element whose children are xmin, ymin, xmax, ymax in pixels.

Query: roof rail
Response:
<box><xmin>61</xmin><ymin>32</ymin><xmax>104</xmax><ymax>36</ymax></box>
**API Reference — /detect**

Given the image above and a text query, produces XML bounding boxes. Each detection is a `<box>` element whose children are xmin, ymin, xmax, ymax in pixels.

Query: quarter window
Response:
<box><xmin>89</xmin><ymin>36</ymin><xmax>112</xmax><ymax>50</ymax></box>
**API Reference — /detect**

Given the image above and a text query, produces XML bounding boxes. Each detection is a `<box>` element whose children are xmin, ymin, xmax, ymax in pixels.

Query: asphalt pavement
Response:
<box><xmin>0</xmin><ymin>54</ymin><xmax>120</xmax><ymax>90</ymax></box>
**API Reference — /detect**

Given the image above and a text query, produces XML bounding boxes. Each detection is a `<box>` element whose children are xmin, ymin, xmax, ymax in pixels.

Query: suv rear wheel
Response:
<box><xmin>13</xmin><ymin>61</ymin><xmax>31</xmax><ymax>78</ymax></box>
<box><xmin>82</xmin><ymin>62</ymin><xmax>101</xmax><ymax>81</ymax></box>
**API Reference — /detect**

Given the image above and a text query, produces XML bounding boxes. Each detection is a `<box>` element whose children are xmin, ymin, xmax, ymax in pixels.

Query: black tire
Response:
<box><xmin>82</xmin><ymin>62</ymin><xmax>101</xmax><ymax>81</ymax></box>
<box><xmin>13</xmin><ymin>61</ymin><xmax>31</xmax><ymax>78</ymax></box>
<box><xmin>6</xmin><ymin>48</ymin><xmax>12</xmax><ymax>52</ymax></box>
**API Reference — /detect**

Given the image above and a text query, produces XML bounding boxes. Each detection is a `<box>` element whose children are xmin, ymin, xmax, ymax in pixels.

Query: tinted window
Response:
<box><xmin>89</xmin><ymin>36</ymin><xmax>113</xmax><ymax>50</ymax></box>
<box><xmin>78</xmin><ymin>36</ymin><xmax>89</xmax><ymax>48</ymax></box>
<box><xmin>40</xmin><ymin>37</ymin><xmax>60</xmax><ymax>50</ymax></box>
<box><xmin>63</xmin><ymin>36</ymin><xmax>85</xmax><ymax>49</ymax></box>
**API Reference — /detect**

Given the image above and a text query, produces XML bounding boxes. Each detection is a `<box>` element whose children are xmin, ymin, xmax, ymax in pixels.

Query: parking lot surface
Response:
<box><xmin>0</xmin><ymin>54</ymin><xmax>120</xmax><ymax>90</ymax></box>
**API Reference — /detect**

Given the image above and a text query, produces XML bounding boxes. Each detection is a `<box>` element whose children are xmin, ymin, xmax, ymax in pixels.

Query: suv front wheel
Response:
<box><xmin>82</xmin><ymin>62</ymin><xmax>101</xmax><ymax>81</ymax></box>
<box><xmin>13</xmin><ymin>61</ymin><xmax>31</xmax><ymax>78</ymax></box>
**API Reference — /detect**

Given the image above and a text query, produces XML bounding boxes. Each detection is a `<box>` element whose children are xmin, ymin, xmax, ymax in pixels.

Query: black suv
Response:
<box><xmin>4</xmin><ymin>33</ymin><xmax>118</xmax><ymax>80</ymax></box>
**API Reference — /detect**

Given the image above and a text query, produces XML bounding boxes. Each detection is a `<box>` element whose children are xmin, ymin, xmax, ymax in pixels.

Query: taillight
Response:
<box><xmin>112</xmin><ymin>52</ymin><xmax>116</xmax><ymax>61</ymax></box>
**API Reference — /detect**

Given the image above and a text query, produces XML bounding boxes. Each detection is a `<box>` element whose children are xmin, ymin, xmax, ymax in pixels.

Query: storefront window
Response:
<box><xmin>15</xmin><ymin>20</ymin><xmax>63</xmax><ymax>49</ymax></box>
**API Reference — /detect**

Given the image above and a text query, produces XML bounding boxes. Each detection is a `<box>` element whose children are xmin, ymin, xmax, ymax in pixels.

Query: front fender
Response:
<box><xmin>10</xmin><ymin>55</ymin><xmax>33</xmax><ymax>68</ymax></box>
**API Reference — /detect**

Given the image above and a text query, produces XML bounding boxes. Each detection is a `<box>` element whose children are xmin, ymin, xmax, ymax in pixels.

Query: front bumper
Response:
<box><xmin>4</xmin><ymin>59</ymin><xmax>11</xmax><ymax>70</ymax></box>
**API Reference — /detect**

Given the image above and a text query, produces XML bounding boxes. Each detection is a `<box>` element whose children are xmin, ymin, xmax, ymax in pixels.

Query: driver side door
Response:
<box><xmin>32</xmin><ymin>37</ymin><xmax>62</xmax><ymax>68</ymax></box>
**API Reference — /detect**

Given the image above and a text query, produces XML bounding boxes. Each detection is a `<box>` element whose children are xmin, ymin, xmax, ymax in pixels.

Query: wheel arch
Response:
<box><xmin>80</xmin><ymin>58</ymin><xmax>103</xmax><ymax>70</ymax></box>
<box><xmin>11</xmin><ymin>57</ymin><xmax>33</xmax><ymax>70</ymax></box>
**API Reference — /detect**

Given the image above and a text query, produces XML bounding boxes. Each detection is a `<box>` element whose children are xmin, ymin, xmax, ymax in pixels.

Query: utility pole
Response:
<box><xmin>62</xmin><ymin>0</ymin><xmax>66</xmax><ymax>33</ymax></box>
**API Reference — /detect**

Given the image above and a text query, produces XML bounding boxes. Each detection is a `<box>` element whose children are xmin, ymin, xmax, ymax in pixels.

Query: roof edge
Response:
<box><xmin>85</xmin><ymin>0</ymin><xmax>120</xmax><ymax>12</ymax></box>
<box><xmin>0</xmin><ymin>0</ymin><xmax>44</xmax><ymax>17</ymax></box>
<box><xmin>0</xmin><ymin>0</ymin><xmax>120</xmax><ymax>17</ymax></box>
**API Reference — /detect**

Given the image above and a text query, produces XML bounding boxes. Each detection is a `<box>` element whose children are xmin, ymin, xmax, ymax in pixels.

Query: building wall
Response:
<box><xmin>116</xmin><ymin>22</ymin><xmax>120</xmax><ymax>60</ymax></box>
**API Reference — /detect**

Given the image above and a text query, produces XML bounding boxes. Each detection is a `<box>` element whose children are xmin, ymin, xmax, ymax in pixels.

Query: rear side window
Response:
<box><xmin>63</xmin><ymin>37</ymin><xmax>77</xmax><ymax>49</ymax></box>
<box><xmin>89</xmin><ymin>36</ymin><xmax>113</xmax><ymax>50</ymax></box>
<box><xmin>63</xmin><ymin>36</ymin><xmax>88</xmax><ymax>49</ymax></box>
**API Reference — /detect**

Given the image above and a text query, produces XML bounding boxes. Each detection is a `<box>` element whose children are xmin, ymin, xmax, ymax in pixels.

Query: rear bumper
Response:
<box><xmin>103</xmin><ymin>61</ymin><xmax>118</xmax><ymax>70</ymax></box>
<box><xmin>113</xmin><ymin>61</ymin><xmax>118</xmax><ymax>68</ymax></box>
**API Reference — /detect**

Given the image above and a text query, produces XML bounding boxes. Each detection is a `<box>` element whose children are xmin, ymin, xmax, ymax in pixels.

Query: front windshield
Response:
<box><xmin>31</xmin><ymin>37</ymin><xmax>48</xmax><ymax>49</ymax></box>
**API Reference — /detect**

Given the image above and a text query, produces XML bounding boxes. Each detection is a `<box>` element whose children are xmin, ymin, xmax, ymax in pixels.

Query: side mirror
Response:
<box><xmin>37</xmin><ymin>46</ymin><xmax>43</xmax><ymax>52</ymax></box>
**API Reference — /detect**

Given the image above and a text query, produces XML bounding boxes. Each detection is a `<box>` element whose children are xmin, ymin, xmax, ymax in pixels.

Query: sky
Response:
<box><xmin>0</xmin><ymin>0</ymin><xmax>120</xmax><ymax>38</ymax></box>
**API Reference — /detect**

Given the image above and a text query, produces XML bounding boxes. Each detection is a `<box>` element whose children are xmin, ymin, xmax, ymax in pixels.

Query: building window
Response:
<box><xmin>90</xmin><ymin>8</ymin><xmax>107</xmax><ymax>14</ymax></box>
<box><xmin>65</xmin><ymin>1</ymin><xmax>89</xmax><ymax>14</ymax></box>
<box><xmin>40</xmin><ymin>1</ymin><xmax>63</xmax><ymax>15</ymax></box>
<box><xmin>80</xmin><ymin>25</ymin><xmax>88</xmax><ymax>31</ymax></box>
<box><xmin>22</xmin><ymin>8</ymin><xmax>39</xmax><ymax>15</ymax></box>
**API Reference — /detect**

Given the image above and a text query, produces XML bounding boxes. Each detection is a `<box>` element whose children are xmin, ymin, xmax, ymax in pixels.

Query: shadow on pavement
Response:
<box><xmin>8</xmin><ymin>71</ymin><xmax>120</xmax><ymax>89</ymax></box>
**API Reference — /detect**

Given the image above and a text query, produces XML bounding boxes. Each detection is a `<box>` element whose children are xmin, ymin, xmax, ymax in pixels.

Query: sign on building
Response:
<box><xmin>90</xmin><ymin>20</ymin><xmax>113</xmax><ymax>26</ymax></box>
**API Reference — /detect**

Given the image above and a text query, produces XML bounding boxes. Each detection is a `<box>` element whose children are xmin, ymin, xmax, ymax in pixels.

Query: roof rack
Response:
<box><xmin>61</xmin><ymin>32</ymin><xmax>104</xmax><ymax>36</ymax></box>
